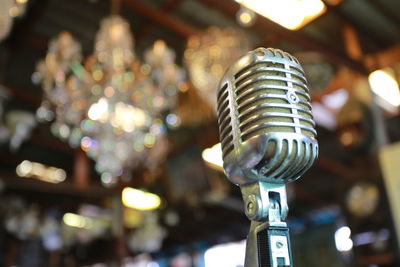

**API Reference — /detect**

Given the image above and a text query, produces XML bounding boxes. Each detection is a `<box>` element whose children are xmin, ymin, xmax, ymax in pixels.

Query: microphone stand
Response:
<box><xmin>241</xmin><ymin>182</ymin><xmax>293</xmax><ymax>267</ymax></box>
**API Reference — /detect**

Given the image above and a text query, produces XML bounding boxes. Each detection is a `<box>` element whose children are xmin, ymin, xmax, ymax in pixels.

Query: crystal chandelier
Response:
<box><xmin>184</xmin><ymin>27</ymin><xmax>250</xmax><ymax>110</ymax></box>
<box><xmin>34</xmin><ymin>15</ymin><xmax>182</xmax><ymax>186</ymax></box>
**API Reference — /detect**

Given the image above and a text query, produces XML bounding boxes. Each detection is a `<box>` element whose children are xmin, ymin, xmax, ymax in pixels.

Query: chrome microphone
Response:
<box><xmin>217</xmin><ymin>47</ymin><xmax>318</xmax><ymax>267</ymax></box>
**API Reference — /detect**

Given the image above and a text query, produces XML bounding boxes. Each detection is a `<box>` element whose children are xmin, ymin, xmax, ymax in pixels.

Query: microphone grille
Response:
<box><xmin>217</xmin><ymin>82</ymin><xmax>235</xmax><ymax>158</ymax></box>
<box><xmin>217</xmin><ymin>48</ymin><xmax>318</xmax><ymax>183</ymax></box>
<box><xmin>234</xmin><ymin>48</ymin><xmax>316</xmax><ymax>142</ymax></box>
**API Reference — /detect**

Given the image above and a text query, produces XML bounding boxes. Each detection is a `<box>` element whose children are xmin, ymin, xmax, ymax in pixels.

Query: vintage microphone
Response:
<box><xmin>216</xmin><ymin>47</ymin><xmax>319</xmax><ymax>267</ymax></box>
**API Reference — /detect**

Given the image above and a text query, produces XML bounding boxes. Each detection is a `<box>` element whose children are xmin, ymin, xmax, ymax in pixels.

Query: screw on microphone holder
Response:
<box><xmin>241</xmin><ymin>182</ymin><xmax>293</xmax><ymax>267</ymax></box>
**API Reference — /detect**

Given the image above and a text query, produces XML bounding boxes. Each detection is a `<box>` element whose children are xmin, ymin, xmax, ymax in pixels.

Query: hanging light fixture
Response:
<box><xmin>235</xmin><ymin>0</ymin><xmax>326</xmax><ymax>30</ymax></box>
<box><xmin>184</xmin><ymin>27</ymin><xmax>250</xmax><ymax>111</ymax></box>
<box><xmin>34</xmin><ymin>16</ymin><xmax>181</xmax><ymax>186</ymax></box>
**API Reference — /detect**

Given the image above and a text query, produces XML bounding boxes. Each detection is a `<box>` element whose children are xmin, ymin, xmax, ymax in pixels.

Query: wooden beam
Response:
<box><xmin>134</xmin><ymin>0</ymin><xmax>184</xmax><ymax>41</ymax></box>
<box><xmin>342</xmin><ymin>24</ymin><xmax>363</xmax><ymax>61</ymax></box>
<box><xmin>122</xmin><ymin>0</ymin><xmax>199</xmax><ymax>37</ymax></box>
<box><xmin>364</xmin><ymin>44</ymin><xmax>400</xmax><ymax>71</ymax></box>
<box><xmin>0</xmin><ymin>171</ymin><xmax>114</xmax><ymax>198</ymax></box>
<box><xmin>29</xmin><ymin>130</ymin><xmax>73</xmax><ymax>153</ymax></box>
<box><xmin>73</xmin><ymin>149</ymin><xmax>90</xmax><ymax>190</ymax></box>
<box><xmin>199</xmin><ymin>0</ymin><xmax>368</xmax><ymax>74</ymax></box>
<box><xmin>4</xmin><ymin>83</ymin><xmax>42</xmax><ymax>108</ymax></box>
<box><xmin>322</xmin><ymin>0</ymin><xmax>385</xmax><ymax>49</ymax></box>
<box><xmin>316</xmin><ymin>155</ymin><xmax>358</xmax><ymax>180</ymax></box>
<box><xmin>367</xmin><ymin>0</ymin><xmax>400</xmax><ymax>32</ymax></box>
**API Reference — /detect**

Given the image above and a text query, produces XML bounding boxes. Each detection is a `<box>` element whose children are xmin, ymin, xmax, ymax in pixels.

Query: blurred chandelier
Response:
<box><xmin>34</xmin><ymin>15</ymin><xmax>183</xmax><ymax>185</ymax></box>
<box><xmin>184</xmin><ymin>27</ymin><xmax>250</xmax><ymax>111</ymax></box>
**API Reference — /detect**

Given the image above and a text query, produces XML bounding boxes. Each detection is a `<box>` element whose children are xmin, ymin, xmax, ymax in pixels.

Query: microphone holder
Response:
<box><xmin>240</xmin><ymin>182</ymin><xmax>293</xmax><ymax>267</ymax></box>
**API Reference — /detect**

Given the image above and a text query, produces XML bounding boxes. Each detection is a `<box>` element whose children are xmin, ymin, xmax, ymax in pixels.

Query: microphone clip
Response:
<box><xmin>241</xmin><ymin>182</ymin><xmax>288</xmax><ymax>223</ymax></box>
<box><xmin>240</xmin><ymin>182</ymin><xmax>293</xmax><ymax>267</ymax></box>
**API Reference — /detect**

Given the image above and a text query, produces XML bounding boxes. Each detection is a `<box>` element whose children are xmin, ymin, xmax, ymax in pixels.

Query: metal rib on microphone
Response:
<box><xmin>217</xmin><ymin>47</ymin><xmax>318</xmax><ymax>267</ymax></box>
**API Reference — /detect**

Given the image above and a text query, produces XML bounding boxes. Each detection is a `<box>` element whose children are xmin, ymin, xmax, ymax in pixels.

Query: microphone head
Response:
<box><xmin>217</xmin><ymin>47</ymin><xmax>318</xmax><ymax>185</ymax></box>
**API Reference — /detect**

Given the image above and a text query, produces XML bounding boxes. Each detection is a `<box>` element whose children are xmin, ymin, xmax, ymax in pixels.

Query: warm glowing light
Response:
<box><xmin>16</xmin><ymin>160</ymin><xmax>67</xmax><ymax>183</ymax></box>
<box><xmin>368</xmin><ymin>69</ymin><xmax>400</xmax><ymax>108</ymax></box>
<box><xmin>204</xmin><ymin>240</ymin><xmax>246</xmax><ymax>267</ymax></box>
<box><xmin>235</xmin><ymin>0</ymin><xmax>326</xmax><ymax>30</ymax></box>
<box><xmin>9</xmin><ymin>6</ymin><xmax>20</xmax><ymax>17</ymax></box>
<box><xmin>111</xmin><ymin>102</ymin><xmax>148</xmax><ymax>132</ymax></box>
<box><xmin>88</xmin><ymin>97</ymin><xmax>109</xmax><ymax>122</ymax></box>
<box><xmin>202</xmin><ymin>143</ymin><xmax>224</xmax><ymax>171</ymax></box>
<box><xmin>335</xmin><ymin>226</ymin><xmax>353</xmax><ymax>252</ymax></box>
<box><xmin>236</xmin><ymin>7</ymin><xmax>256</xmax><ymax>27</ymax></box>
<box><xmin>63</xmin><ymin>213</ymin><xmax>93</xmax><ymax>229</ymax></box>
<box><xmin>122</xmin><ymin>187</ymin><xmax>161</xmax><ymax>211</ymax></box>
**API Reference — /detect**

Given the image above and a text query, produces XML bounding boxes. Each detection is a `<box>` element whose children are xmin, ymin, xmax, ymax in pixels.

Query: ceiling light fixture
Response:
<box><xmin>122</xmin><ymin>187</ymin><xmax>161</xmax><ymax>211</ymax></box>
<box><xmin>368</xmin><ymin>68</ymin><xmax>400</xmax><ymax>109</ymax></box>
<box><xmin>63</xmin><ymin>212</ymin><xmax>93</xmax><ymax>229</ymax></box>
<box><xmin>235</xmin><ymin>0</ymin><xmax>326</xmax><ymax>30</ymax></box>
<box><xmin>202</xmin><ymin>143</ymin><xmax>223</xmax><ymax>170</ymax></box>
<box><xmin>16</xmin><ymin>160</ymin><xmax>67</xmax><ymax>184</ymax></box>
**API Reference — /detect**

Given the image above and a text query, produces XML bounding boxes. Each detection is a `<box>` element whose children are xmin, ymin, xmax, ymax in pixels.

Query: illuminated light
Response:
<box><xmin>88</xmin><ymin>97</ymin><xmax>109</xmax><ymax>122</ymax></box>
<box><xmin>111</xmin><ymin>102</ymin><xmax>148</xmax><ymax>132</ymax></box>
<box><xmin>311</xmin><ymin>102</ymin><xmax>336</xmax><ymax>130</ymax></box>
<box><xmin>9</xmin><ymin>7</ymin><xmax>20</xmax><ymax>17</ymax></box>
<box><xmin>16</xmin><ymin>0</ymin><xmax>28</xmax><ymax>3</ymax></box>
<box><xmin>16</xmin><ymin>160</ymin><xmax>33</xmax><ymax>177</ymax></box>
<box><xmin>166</xmin><ymin>113</ymin><xmax>181</xmax><ymax>128</ymax></box>
<box><xmin>81</xmin><ymin>136</ymin><xmax>93</xmax><ymax>151</ymax></box>
<box><xmin>335</xmin><ymin>226</ymin><xmax>353</xmax><ymax>252</ymax></box>
<box><xmin>53</xmin><ymin>168</ymin><xmax>67</xmax><ymax>182</ymax></box>
<box><xmin>144</xmin><ymin>133</ymin><xmax>156</xmax><ymax>148</ymax></box>
<box><xmin>235</xmin><ymin>0</ymin><xmax>326</xmax><ymax>30</ymax></box>
<box><xmin>92</xmin><ymin>69</ymin><xmax>103</xmax><ymax>81</ymax></box>
<box><xmin>204</xmin><ymin>240</ymin><xmax>246</xmax><ymax>267</ymax></box>
<box><xmin>353</xmin><ymin>229</ymin><xmax>390</xmax><ymax>246</ymax></box>
<box><xmin>202</xmin><ymin>143</ymin><xmax>224</xmax><ymax>171</ymax></box>
<box><xmin>122</xmin><ymin>187</ymin><xmax>161</xmax><ymax>210</ymax></box>
<box><xmin>63</xmin><ymin>213</ymin><xmax>93</xmax><ymax>229</ymax></box>
<box><xmin>239</xmin><ymin>12</ymin><xmax>252</xmax><ymax>24</ymax></box>
<box><xmin>16</xmin><ymin>160</ymin><xmax>67</xmax><ymax>183</ymax></box>
<box><xmin>59</xmin><ymin>124</ymin><xmax>70</xmax><ymax>139</ymax></box>
<box><xmin>153</xmin><ymin>40</ymin><xmax>167</xmax><ymax>57</ymax></box>
<box><xmin>147</xmin><ymin>262</ymin><xmax>160</xmax><ymax>267</ymax></box>
<box><xmin>321</xmin><ymin>88</ymin><xmax>349</xmax><ymax>110</ymax></box>
<box><xmin>368</xmin><ymin>69</ymin><xmax>400</xmax><ymax>108</ymax></box>
<box><xmin>91</xmin><ymin>84</ymin><xmax>102</xmax><ymax>95</ymax></box>
<box><xmin>101</xmin><ymin>172</ymin><xmax>114</xmax><ymax>184</ymax></box>
<box><xmin>236</xmin><ymin>7</ymin><xmax>256</xmax><ymax>27</ymax></box>
<box><xmin>339</xmin><ymin>131</ymin><xmax>355</xmax><ymax>147</ymax></box>
<box><xmin>104</xmin><ymin>86</ymin><xmax>115</xmax><ymax>98</ymax></box>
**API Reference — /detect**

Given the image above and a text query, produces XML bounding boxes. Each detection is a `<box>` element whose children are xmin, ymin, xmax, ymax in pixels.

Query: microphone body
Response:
<box><xmin>217</xmin><ymin>48</ymin><xmax>318</xmax><ymax>267</ymax></box>
<box><xmin>217</xmin><ymin>47</ymin><xmax>318</xmax><ymax>186</ymax></box>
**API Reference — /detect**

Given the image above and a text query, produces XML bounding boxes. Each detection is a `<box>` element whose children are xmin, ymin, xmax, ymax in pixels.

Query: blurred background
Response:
<box><xmin>0</xmin><ymin>0</ymin><xmax>400</xmax><ymax>266</ymax></box>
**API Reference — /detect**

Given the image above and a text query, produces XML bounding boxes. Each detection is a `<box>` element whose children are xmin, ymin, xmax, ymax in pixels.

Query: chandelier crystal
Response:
<box><xmin>184</xmin><ymin>27</ymin><xmax>250</xmax><ymax>110</ymax></box>
<box><xmin>34</xmin><ymin>15</ymin><xmax>181</xmax><ymax>186</ymax></box>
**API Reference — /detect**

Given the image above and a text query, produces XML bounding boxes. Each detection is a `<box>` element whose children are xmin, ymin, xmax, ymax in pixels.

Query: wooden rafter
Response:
<box><xmin>134</xmin><ymin>0</ymin><xmax>185</xmax><ymax>41</ymax></box>
<box><xmin>121</xmin><ymin>0</ymin><xmax>199</xmax><ymax>37</ymax></box>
